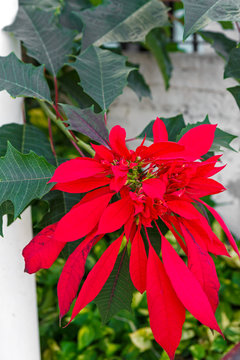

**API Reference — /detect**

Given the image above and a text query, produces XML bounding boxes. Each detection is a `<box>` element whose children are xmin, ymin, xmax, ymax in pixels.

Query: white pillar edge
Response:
<box><xmin>0</xmin><ymin>1</ymin><xmax>41</xmax><ymax>360</ymax></box>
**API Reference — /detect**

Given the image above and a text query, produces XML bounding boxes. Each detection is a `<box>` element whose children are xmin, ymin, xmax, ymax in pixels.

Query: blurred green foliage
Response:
<box><xmin>37</xmin><ymin>222</ymin><xmax>240</xmax><ymax>360</ymax></box>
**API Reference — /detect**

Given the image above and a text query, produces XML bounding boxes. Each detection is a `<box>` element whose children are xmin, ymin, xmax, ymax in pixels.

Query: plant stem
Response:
<box><xmin>70</xmin><ymin>138</ymin><xmax>85</xmax><ymax>156</ymax></box>
<box><xmin>48</xmin><ymin>117</ymin><xmax>57</xmax><ymax>157</ymax></box>
<box><xmin>37</xmin><ymin>100</ymin><xmax>95</xmax><ymax>157</ymax></box>
<box><xmin>54</xmin><ymin>76</ymin><xmax>59</xmax><ymax>118</ymax></box>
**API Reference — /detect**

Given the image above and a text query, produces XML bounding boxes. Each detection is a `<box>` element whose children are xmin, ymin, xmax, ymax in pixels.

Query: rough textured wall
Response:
<box><xmin>109</xmin><ymin>52</ymin><xmax>240</xmax><ymax>237</ymax></box>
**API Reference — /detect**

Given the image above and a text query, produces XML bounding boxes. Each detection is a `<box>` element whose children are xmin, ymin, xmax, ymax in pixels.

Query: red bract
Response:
<box><xmin>23</xmin><ymin>117</ymin><xmax>239</xmax><ymax>359</ymax></box>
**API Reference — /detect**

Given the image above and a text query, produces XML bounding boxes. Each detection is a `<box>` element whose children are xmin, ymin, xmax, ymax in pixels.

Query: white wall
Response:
<box><xmin>109</xmin><ymin>52</ymin><xmax>240</xmax><ymax>237</ymax></box>
<box><xmin>0</xmin><ymin>1</ymin><xmax>41</xmax><ymax>359</ymax></box>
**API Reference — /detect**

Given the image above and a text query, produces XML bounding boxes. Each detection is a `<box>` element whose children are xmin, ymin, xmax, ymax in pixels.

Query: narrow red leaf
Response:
<box><xmin>186</xmin><ymin>178</ymin><xmax>226</xmax><ymax>198</ymax></box>
<box><xmin>163</xmin><ymin>216</ymin><xmax>188</xmax><ymax>254</ymax></box>
<box><xmin>178</xmin><ymin>124</ymin><xmax>217</xmax><ymax>161</ymax></box>
<box><xmin>58</xmin><ymin>233</ymin><xmax>102</xmax><ymax>319</ymax></box>
<box><xmin>180</xmin><ymin>223</ymin><xmax>220</xmax><ymax>313</ymax></box>
<box><xmin>92</xmin><ymin>143</ymin><xmax>114</xmax><ymax>162</ymax></box>
<box><xmin>23</xmin><ymin>223</ymin><xmax>64</xmax><ymax>274</ymax></box>
<box><xmin>129</xmin><ymin>228</ymin><xmax>147</xmax><ymax>293</ymax></box>
<box><xmin>195</xmin><ymin>155</ymin><xmax>222</xmax><ymax>177</ymax></box>
<box><xmin>49</xmin><ymin>158</ymin><xmax>106</xmax><ymax>183</ymax></box>
<box><xmin>161</xmin><ymin>235</ymin><xmax>222</xmax><ymax>333</ymax></box>
<box><xmin>199</xmin><ymin>200</ymin><xmax>240</xmax><ymax>257</ymax></box>
<box><xmin>142</xmin><ymin>178</ymin><xmax>166</xmax><ymax>199</ymax></box>
<box><xmin>109</xmin><ymin>125</ymin><xmax>130</xmax><ymax>159</ymax></box>
<box><xmin>143</xmin><ymin>142</ymin><xmax>184</xmax><ymax>159</ymax></box>
<box><xmin>153</xmin><ymin>117</ymin><xmax>168</xmax><ymax>142</ymax></box>
<box><xmin>147</xmin><ymin>245</ymin><xmax>185</xmax><ymax>360</ymax></box>
<box><xmin>167</xmin><ymin>200</ymin><xmax>201</xmax><ymax>219</ymax></box>
<box><xmin>52</xmin><ymin>176</ymin><xmax>111</xmax><ymax>193</ymax></box>
<box><xmin>97</xmin><ymin>197</ymin><xmax>134</xmax><ymax>234</ymax></box>
<box><xmin>182</xmin><ymin>218</ymin><xmax>230</xmax><ymax>257</ymax></box>
<box><xmin>54</xmin><ymin>192</ymin><xmax>113</xmax><ymax>242</ymax></box>
<box><xmin>69</xmin><ymin>233</ymin><xmax>124</xmax><ymax>322</ymax></box>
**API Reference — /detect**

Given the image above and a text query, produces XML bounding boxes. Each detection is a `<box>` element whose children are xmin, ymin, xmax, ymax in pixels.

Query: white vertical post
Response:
<box><xmin>0</xmin><ymin>1</ymin><xmax>41</xmax><ymax>360</ymax></box>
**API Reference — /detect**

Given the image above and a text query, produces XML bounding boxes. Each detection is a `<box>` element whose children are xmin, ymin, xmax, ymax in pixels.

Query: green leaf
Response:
<box><xmin>199</xmin><ymin>31</ymin><xmax>237</xmax><ymax>60</ymax></box>
<box><xmin>137</xmin><ymin>114</ymin><xmax>186</xmax><ymax>142</ymax></box>
<box><xmin>0</xmin><ymin>53</ymin><xmax>51</xmax><ymax>102</ymax></box>
<box><xmin>227</xmin><ymin>86</ymin><xmax>240</xmax><ymax>109</ymax></box>
<box><xmin>0</xmin><ymin>123</ymin><xmax>56</xmax><ymax>165</ymax></box>
<box><xmin>19</xmin><ymin>0</ymin><xmax>61</xmax><ymax>10</ymax></box>
<box><xmin>61</xmin><ymin>104</ymin><xmax>109</xmax><ymax>146</ymax></box>
<box><xmin>129</xmin><ymin>328</ymin><xmax>153</xmax><ymax>352</ymax></box>
<box><xmin>224</xmin><ymin>47</ymin><xmax>240</xmax><ymax>80</ymax></box>
<box><xmin>183</xmin><ymin>0</ymin><xmax>240</xmax><ymax>39</ymax></box>
<box><xmin>58</xmin><ymin>70</ymin><xmax>101</xmax><ymax>111</ymax></box>
<box><xmin>0</xmin><ymin>201</ymin><xmax>14</xmax><ymax>237</ymax></box>
<box><xmin>218</xmin><ymin>21</ymin><xmax>234</xmax><ymax>29</ymax></box>
<box><xmin>70</xmin><ymin>46</ymin><xmax>133</xmax><ymax>111</ymax></box>
<box><xmin>95</xmin><ymin>248</ymin><xmax>135</xmax><ymax>324</ymax></box>
<box><xmin>40</xmin><ymin>190</ymin><xmax>81</xmax><ymax>229</ymax></box>
<box><xmin>127</xmin><ymin>70</ymin><xmax>152</xmax><ymax>101</ymax></box>
<box><xmin>78</xmin><ymin>325</ymin><xmax>96</xmax><ymax>351</ymax></box>
<box><xmin>0</xmin><ymin>143</ymin><xmax>55</xmax><ymax>218</ymax></box>
<box><xmin>176</xmin><ymin>116</ymin><xmax>237</xmax><ymax>152</ymax></box>
<box><xmin>4</xmin><ymin>7</ymin><xmax>76</xmax><ymax>76</ymax></box>
<box><xmin>79</xmin><ymin>0</ymin><xmax>168</xmax><ymax>50</ymax></box>
<box><xmin>189</xmin><ymin>344</ymin><xmax>206</xmax><ymax>359</ymax></box>
<box><xmin>59</xmin><ymin>0</ymin><xmax>91</xmax><ymax>30</ymax></box>
<box><xmin>146</xmin><ymin>28</ymin><xmax>173</xmax><ymax>90</ymax></box>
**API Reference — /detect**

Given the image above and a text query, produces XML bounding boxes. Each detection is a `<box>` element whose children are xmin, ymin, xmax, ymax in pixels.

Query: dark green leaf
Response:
<box><xmin>127</xmin><ymin>70</ymin><xmax>152</xmax><ymax>101</ymax></box>
<box><xmin>183</xmin><ymin>0</ymin><xmax>240</xmax><ymax>39</ymax></box>
<box><xmin>137</xmin><ymin>114</ymin><xmax>186</xmax><ymax>142</ymax></box>
<box><xmin>70</xmin><ymin>46</ymin><xmax>133</xmax><ymax>111</ymax></box>
<box><xmin>0</xmin><ymin>201</ymin><xmax>14</xmax><ymax>237</ymax></box>
<box><xmin>61</xmin><ymin>104</ymin><xmax>109</xmax><ymax>146</ymax></box>
<box><xmin>146</xmin><ymin>28</ymin><xmax>173</xmax><ymax>90</ymax></box>
<box><xmin>0</xmin><ymin>123</ymin><xmax>56</xmax><ymax>165</ymax></box>
<box><xmin>176</xmin><ymin>116</ymin><xmax>237</xmax><ymax>152</ymax></box>
<box><xmin>58</xmin><ymin>70</ymin><xmax>101</xmax><ymax>111</ymax></box>
<box><xmin>0</xmin><ymin>53</ymin><xmax>51</xmax><ymax>102</ymax></box>
<box><xmin>0</xmin><ymin>143</ymin><xmax>55</xmax><ymax>218</ymax></box>
<box><xmin>95</xmin><ymin>247</ymin><xmax>135</xmax><ymax>324</ymax></box>
<box><xmin>79</xmin><ymin>0</ymin><xmax>168</xmax><ymax>50</ymax></box>
<box><xmin>199</xmin><ymin>31</ymin><xmax>237</xmax><ymax>60</ymax></box>
<box><xmin>40</xmin><ymin>189</ymin><xmax>81</xmax><ymax>226</ymax></box>
<box><xmin>227</xmin><ymin>86</ymin><xmax>240</xmax><ymax>109</ymax></box>
<box><xmin>224</xmin><ymin>47</ymin><xmax>240</xmax><ymax>80</ymax></box>
<box><xmin>19</xmin><ymin>0</ymin><xmax>60</xmax><ymax>10</ymax></box>
<box><xmin>59</xmin><ymin>0</ymin><xmax>91</xmax><ymax>30</ymax></box>
<box><xmin>5</xmin><ymin>7</ymin><xmax>76</xmax><ymax>76</ymax></box>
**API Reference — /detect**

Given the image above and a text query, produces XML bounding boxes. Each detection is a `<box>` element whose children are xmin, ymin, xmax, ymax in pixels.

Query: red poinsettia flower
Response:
<box><xmin>23</xmin><ymin>117</ymin><xmax>239</xmax><ymax>360</ymax></box>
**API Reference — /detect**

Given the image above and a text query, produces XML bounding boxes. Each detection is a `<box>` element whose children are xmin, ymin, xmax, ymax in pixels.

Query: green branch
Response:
<box><xmin>37</xmin><ymin>100</ymin><xmax>95</xmax><ymax>157</ymax></box>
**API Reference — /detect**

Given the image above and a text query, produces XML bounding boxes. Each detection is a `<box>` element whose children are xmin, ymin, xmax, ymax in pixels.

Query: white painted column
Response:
<box><xmin>0</xmin><ymin>2</ymin><xmax>41</xmax><ymax>360</ymax></box>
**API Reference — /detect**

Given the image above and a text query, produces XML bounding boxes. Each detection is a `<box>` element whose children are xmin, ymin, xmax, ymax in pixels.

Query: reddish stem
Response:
<box><xmin>154</xmin><ymin>220</ymin><xmax>163</xmax><ymax>237</ymax></box>
<box><xmin>144</xmin><ymin>226</ymin><xmax>151</xmax><ymax>246</ymax></box>
<box><xmin>52</xmin><ymin>103</ymin><xmax>79</xmax><ymax>143</ymax></box>
<box><xmin>70</xmin><ymin>138</ymin><xmax>84</xmax><ymax>156</ymax></box>
<box><xmin>126</xmin><ymin>137</ymin><xmax>137</xmax><ymax>142</ymax></box>
<box><xmin>236</xmin><ymin>22</ymin><xmax>240</xmax><ymax>40</ymax></box>
<box><xmin>104</xmin><ymin>112</ymin><xmax>107</xmax><ymax>126</ymax></box>
<box><xmin>48</xmin><ymin>117</ymin><xmax>57</xmax><ymax>157</ymax></box>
